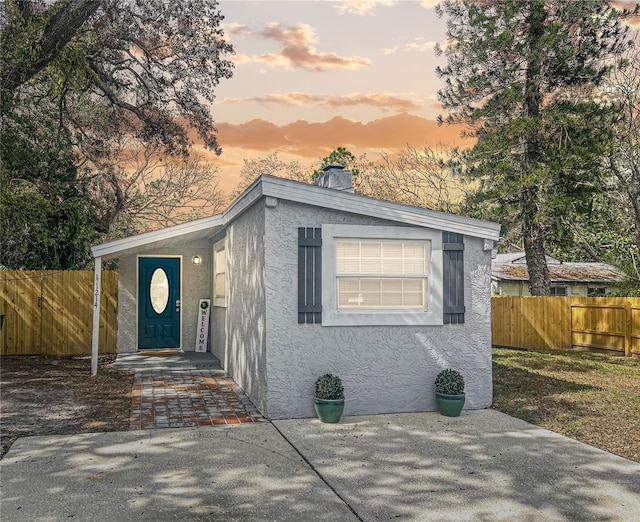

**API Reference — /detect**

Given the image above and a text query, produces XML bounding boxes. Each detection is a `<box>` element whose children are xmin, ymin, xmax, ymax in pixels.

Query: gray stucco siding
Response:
<box><xmin>117</xmin><ymin>255</ymin><xmax>137</xmax><ymax>353</ymax></box>
<box><xmin>263</xmin><ymin>199</ymin><xmax>493</xmax><ymax>419</ymax></box>
<box><xmin>116</xmin><ymin>240</ymin><xmax>212</xmax><ymax>353</ymax></box>
<box><xmin>210</xmin><ymin>307</ymin><xmax>226</xmax><ymax>363</ymax></box>
<box><xmin>224</xmin><ymin>201</ymin><xmax>268</xmax><ymax>415</ymax></box>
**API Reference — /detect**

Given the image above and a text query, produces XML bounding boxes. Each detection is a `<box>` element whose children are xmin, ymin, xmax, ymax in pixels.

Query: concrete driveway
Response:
<box><xmin>1</xmin><ymin>410</ymin><xmax>639</xmax><ymax>521</ymax></box>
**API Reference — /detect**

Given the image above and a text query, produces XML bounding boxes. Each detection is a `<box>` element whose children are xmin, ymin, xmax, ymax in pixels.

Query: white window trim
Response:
<box><xmin>322</xmin><ymin>224</ymin><xmax>443</xmax><ymax>326</ymax></box>
<box><xmin>213</xmin><ymin>239</ymin><xmax>226</xmax><ymax>307</ymax></box>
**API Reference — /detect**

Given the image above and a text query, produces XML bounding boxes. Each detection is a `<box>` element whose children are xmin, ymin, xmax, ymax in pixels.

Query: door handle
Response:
<box><xmin>175</xmin><ymin>299</ymin><xmax>181</xmax><ymax>312</ymax></box>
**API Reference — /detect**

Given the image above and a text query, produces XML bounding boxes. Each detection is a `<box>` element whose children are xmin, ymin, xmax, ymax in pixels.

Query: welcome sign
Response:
<box><xmin>195</xmin><ymin>299</ymin><xmax>211</xmax><ymax>352</ymax></box>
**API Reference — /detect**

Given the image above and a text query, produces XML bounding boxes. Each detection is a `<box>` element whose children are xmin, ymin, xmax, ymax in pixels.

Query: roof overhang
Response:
<box><xmin>255</xmin><ymin>176</ymin><xmax>501</xmax><ymax>241</ymax></box>
<box><xmin>91</xmin><ymin>215</ymin><xmax>225</xmax><ymax>261</ymax></box>
<box><xmin>92</xmin><ymin>175</ymin><xmax>501</xmax><ymax>260</ymax></box>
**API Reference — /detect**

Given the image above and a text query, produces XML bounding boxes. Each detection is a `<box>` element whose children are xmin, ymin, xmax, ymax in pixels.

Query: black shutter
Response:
<box><xmin>443</xmin><ymin>232</ymin><xmax>465</xmax><ymax>324</ymax></box>
<box><xmin>298</xmin><ymin>227</ymin><xmax>322</xmax><ymax>324</ymax></box>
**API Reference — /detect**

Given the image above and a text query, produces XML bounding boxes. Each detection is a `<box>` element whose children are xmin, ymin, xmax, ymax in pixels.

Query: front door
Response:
<box><xmin>138</xmin><ymin>257</ymin><xmax>181</xmax><ymax>349</ymax></box>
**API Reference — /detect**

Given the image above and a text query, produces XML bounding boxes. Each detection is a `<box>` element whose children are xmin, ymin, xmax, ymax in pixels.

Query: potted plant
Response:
<box><xmin>314</xmin><ymin>373</ymin><xmax>345</xmax><ymax>423</ymax></box>
<box><xmin>434</xmin><ymin>369</ymin><xmax>465</xmax><ymax>417</ymax></box>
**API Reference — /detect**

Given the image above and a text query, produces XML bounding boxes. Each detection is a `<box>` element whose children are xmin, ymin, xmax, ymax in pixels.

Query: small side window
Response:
<box><xmin>214</xmin><ymin>240</ymin><xmax>226</xmax><ymax>307</ymax></box>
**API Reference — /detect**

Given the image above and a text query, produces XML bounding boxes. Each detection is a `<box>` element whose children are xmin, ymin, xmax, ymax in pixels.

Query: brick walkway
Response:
<box><xmin>129</xmin><ymin>369</ymin><xmax>266</xmax><ymax>430</ymax></box>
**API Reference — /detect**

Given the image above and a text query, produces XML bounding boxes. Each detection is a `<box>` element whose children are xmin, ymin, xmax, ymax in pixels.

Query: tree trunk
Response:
<box><xmin>522</xmin><ymin>187</ymin><xmax>551</xmax><ymax>295</ymax></box>
<box><xmin>521</xmin><ymin>0</ymin><xmax>551</xmax><ymax>296</ymax></box>
<box><xmin>1</xmin><ymin>0</ymin><xmax>101</xmax><ymax>98</ymax></box>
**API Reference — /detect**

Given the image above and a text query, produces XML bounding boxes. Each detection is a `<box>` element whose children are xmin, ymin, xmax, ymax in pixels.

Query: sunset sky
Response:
<box><xmin>206</xmin><ymin>0</ymin><xmax>639</xmax><ymax>195</ymax></box>
<box><xmin>205</xmin><ymin>0</ymin><xmax>453</xmax><ymax>194</ymax></box>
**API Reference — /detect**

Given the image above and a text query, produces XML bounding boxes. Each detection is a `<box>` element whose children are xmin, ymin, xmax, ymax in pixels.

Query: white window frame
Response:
<box><xmin>213</xmin><ymin>239</ymin><xmax>226</xmax><ymax>307</ymax></box>
<box><xmin>322</xmin><ymin>224</ymin><xmax>443</xmax><ymax>326</ymax></box>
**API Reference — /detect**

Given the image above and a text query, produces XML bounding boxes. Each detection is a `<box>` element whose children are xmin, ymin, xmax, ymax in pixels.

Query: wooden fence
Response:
<box><xmin>492</xmin><ymin>296</ymin><xmax>640</xmax><ymax>357</ymax></box>
<box><xmin>0</xmin><ymin>271</ymin><xmax>117</xmax><ymax>356</ymax></box>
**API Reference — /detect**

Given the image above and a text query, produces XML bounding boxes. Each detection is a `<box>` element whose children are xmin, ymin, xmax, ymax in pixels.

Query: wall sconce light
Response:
<box><xmin>192</xmin><ymin>255</ymin><xmax>202</xmax><ymax>265</ymax></box>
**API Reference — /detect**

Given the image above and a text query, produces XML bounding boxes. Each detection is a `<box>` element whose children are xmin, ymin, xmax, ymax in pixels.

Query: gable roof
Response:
<box><xmin>492</xmin><ymin>254</ymin><xmax>627</xmax><ymax>284</ymax></box>
<box><xmin>92</xmin><ymin>175</ymin><xmax>501</xmax><ymax>260</ymax></box>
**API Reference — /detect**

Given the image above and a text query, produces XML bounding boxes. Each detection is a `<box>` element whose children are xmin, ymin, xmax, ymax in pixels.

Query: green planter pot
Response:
<box><xmin>435</xmin><ymin>392</ymin><xmax>465</xmax><ymax>417</ymax></box>
<box><xmin>314</xmin><ymin>398</ymin><xmax>345</xmax><ymax>423</ymax></box>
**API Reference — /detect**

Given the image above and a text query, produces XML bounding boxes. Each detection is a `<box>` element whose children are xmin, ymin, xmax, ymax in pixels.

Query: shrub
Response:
<box><xmin>435</xmin><ymin>369</ymin><xmax>465</xmax><ymax>395</ymax></box>
<box><xmin>314</xmin><ymin>373</ymin><xmax>344</xmax><ymax>400</ymax></box>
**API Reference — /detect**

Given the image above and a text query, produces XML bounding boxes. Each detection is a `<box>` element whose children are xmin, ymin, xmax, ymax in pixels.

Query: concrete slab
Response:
<box><xmin>0</xmin><ymin>424</ymin><xmax>357</xmax><ymax>522</ymax></box>
<box><xmin>274</xmin><ymin>410</ymin><xmax>640</xmax><ymax>521</ymax></box>
<box><xmin>2</xmin><ymin>411</ymin><xmax>639</xmax><ymax>521</ymax></box>
<box><xmin>114</xmin><ymin>351</ymin><xmax>221</xmax><ymax>370</ymax></box>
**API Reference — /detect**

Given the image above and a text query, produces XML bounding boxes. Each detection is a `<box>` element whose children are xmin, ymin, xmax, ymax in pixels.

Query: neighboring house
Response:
<box><xmin>91</xmin><ymin>167</ymin><xmax>501</xmax><ymax>419</ymax></box>
<box><xmin>492</xmin><ymin>252</ymin><xmax>627</xmax><ymax>296</ymax></box>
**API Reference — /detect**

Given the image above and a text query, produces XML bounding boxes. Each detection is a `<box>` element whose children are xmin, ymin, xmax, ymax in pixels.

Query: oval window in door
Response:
<box><xmin>150</xmin><ymin>268</ymin><xmax>170</xmax><ymax>314</ymax></box>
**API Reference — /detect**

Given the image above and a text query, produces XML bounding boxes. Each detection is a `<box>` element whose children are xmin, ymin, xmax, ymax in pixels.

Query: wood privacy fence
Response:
<box><xmin>0</xmin><ymin>271</ymin><xmax>117</xmax><ymax>356</ymax></box>
<box><xmin>492</xmin><ymin>296</ymin><xmax>640</xmax><ymax>357</ymax></box>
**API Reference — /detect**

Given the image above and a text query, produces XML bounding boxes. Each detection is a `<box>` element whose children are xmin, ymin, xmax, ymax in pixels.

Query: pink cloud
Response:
<box><xmin>334</xmin><ymin>1</ymin><xmax>396</xmax><ymax>16</ymax></box>
<box><xmin>232</xmin><ymin>23</ymin><xmax>371</xmax><ymax>71</ymax></box>
<box><xmin>214</xmin><ymin>113</ymin><xmax>470</xmax><ymax>158</ymax></box>
<box><xmin>223</xmin><ymin>92</ymin><xmax>420</xmax><ymax>112</ymax></box>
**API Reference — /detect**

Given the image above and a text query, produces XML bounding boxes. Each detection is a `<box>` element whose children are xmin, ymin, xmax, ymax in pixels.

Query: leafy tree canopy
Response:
<box><xmin>1</xmin><ymin>100</ymin><xmax>98</xmax><ymax>269</ymax></box>
<box><xmin>1</xmin><ymin>0</ymin><xmax>234</xmax><ymax>156</ymax></box>
<box><xmin>436</xmin><ymin>0</ymin><xmax>637</xmax><ymax>294</ymax></box>
<box><xmin>0</xmin><ymin>0</ymin><xmax>234</xmax><ymax>269</ymax></box>
<box><xmin>311</xmin><ymin>147</ymin><xmax>361</xmax><ymax>180</ymax></box>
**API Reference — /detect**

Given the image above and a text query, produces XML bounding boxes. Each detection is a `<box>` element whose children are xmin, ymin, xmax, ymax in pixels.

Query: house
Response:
<box><xmin>492</xmin><ymin>252</ymin><xmax>627</xmax><ymax>296</ymax></box>
<box><xmin>90</xmin><ymin>167</ymin><xmax>501</xmax><ymax>419</ymax></box>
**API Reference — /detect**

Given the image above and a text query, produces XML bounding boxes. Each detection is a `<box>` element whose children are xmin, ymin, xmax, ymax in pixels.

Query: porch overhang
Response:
<box><xmin>91</xmin><ymin>214</ymin><xmax>226</xmax><ymax>261</ymax></box>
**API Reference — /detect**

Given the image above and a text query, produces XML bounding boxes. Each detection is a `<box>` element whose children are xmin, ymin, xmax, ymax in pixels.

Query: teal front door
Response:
<box><xmin>138</xmin><ymin>257</ymin><xmax>181</xmax><ymax>349</ymax></box>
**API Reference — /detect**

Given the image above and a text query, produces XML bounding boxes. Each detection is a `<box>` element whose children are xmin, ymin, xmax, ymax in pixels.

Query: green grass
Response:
<box><xmin>492</xmin><ymin>347</ymin><xmax>640</xmax><ymax>463</ymax></box>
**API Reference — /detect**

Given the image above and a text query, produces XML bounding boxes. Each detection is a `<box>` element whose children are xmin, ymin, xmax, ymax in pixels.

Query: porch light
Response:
<box><xmin>192</xmin><ymin>255</ymin><xmax>202</xmax><ymax>265</ymax></box>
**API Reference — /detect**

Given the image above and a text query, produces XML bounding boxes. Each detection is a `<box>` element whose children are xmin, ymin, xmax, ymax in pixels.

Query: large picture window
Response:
<box><xmin>336</xmin><ymin>240</ymin><xmax>427</xmax><ymax>310</ymax></box>
<box><xmin>322</xmin><ymin>225</ymin><xmax>443</xmax><ymax>326</ymax></box>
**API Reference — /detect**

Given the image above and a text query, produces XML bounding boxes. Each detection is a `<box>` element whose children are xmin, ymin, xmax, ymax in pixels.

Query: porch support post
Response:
<box><xmin>91</xmin><ymin>256</ymin><xmax>102</xmax><ymax>376</ymax></box>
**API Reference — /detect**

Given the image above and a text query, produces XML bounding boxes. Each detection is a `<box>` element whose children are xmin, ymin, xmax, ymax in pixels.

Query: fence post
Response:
<box><xmin>91</xmin><ymin>257</ymin><xmax>102</xmax><ymax>376</ymax></box>
<box><xmin>625</xmin><ymin>299</ymin><xmax>632</xmax><ymax>357</ymax></box>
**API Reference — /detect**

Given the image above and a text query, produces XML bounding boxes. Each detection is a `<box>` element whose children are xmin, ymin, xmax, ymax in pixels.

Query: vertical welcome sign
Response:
<box><xmin>195</xmin><ymin>299</ymin><xmax>211</xmax><ymax>352</ymax></box>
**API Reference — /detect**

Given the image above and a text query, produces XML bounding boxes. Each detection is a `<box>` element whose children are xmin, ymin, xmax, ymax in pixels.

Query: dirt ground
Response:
<box><xmin>0</xmin><ymin>355</ymin><xmax>133</xmax><ymax>459</ymax></box>
<box><xmin>2</xmin><ymin>350</ymin><xmax>638</xmax><ymax>464</ymax></box>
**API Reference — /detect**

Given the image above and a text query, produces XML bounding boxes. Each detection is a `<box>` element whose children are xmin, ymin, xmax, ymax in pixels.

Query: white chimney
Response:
<box><xmin>315</xmin><ymin>165</ymin><xmax>354</xmax><ymax>193</ymax></box>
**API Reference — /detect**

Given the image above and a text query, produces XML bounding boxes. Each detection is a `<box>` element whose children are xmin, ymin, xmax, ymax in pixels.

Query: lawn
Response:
<box><xmin>492</xmin><ymin>347</ymin><xmax>640</xmax><ymax>463</ymax></box>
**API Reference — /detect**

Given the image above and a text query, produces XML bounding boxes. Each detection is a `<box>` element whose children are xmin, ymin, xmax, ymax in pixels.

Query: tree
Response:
<box><xmin>436</xmin><ymin>0</ymin><xmax>635</xmax><ymax>295</ymax></box>
<box><xmin>311</xmin><ymin>147</ymin><xmax>362</xmax><ymax>181</ymax></box>
<box><xmin>231</xmin><ymin>146</ymin><xmax>461</xmax><ymax>214</ymax></box>
<box><xmin>1</xmin><ymin>101</ymin><xmax>98</xmax><ymax>269</ymax></box>
<box><xmin>231</xmin><ymin>153</ymin><xmax>308</xmax><ymax>199</ymax></box>
<box><xmin>605</xmin><ymin>31</ymin><xmax>640</xmax><ymax>281</ymax></box>
<box><xmin>1</xmin><ymin>0</ymin><xmax>234</xmax><ymax>156</ymax></box>
<box><xmin>1</xmin><ymin>0</ymin><xmax>234</xmax><ymax>268</ymax></box>
<box><xmin>90</xmin><ymin>149</ymin><xmax>227</xmax><ymax>238</ymax></box>
<box><xmin>358</xmin><ymin>145</ymin><xmax>461</xmax><ymax>212</ymax></box>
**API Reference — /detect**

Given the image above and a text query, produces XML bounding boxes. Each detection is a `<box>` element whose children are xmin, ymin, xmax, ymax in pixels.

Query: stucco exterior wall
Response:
<box><xmin>263</xmin><ymin>199</ymin><xmax>493</xmax><ymax>419</ymax></box>
<box><xmin>224</xmin><ymin>201</ymin><xmax>268</xmax><ymax>414</ymax></box>
<box><xmin>211</xmin><ymin>307</ymin><xmax>226</xmax><ymax>362</ymax></box>
<box><xmin>116</xmin><ymin>240</ymin><xmax>212</xmax><ymax>353</ymax></box>
<box><xmin>117</xmin><ymin>256</ymin><xmax>137</xmax><ymax>353</ymax></box>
